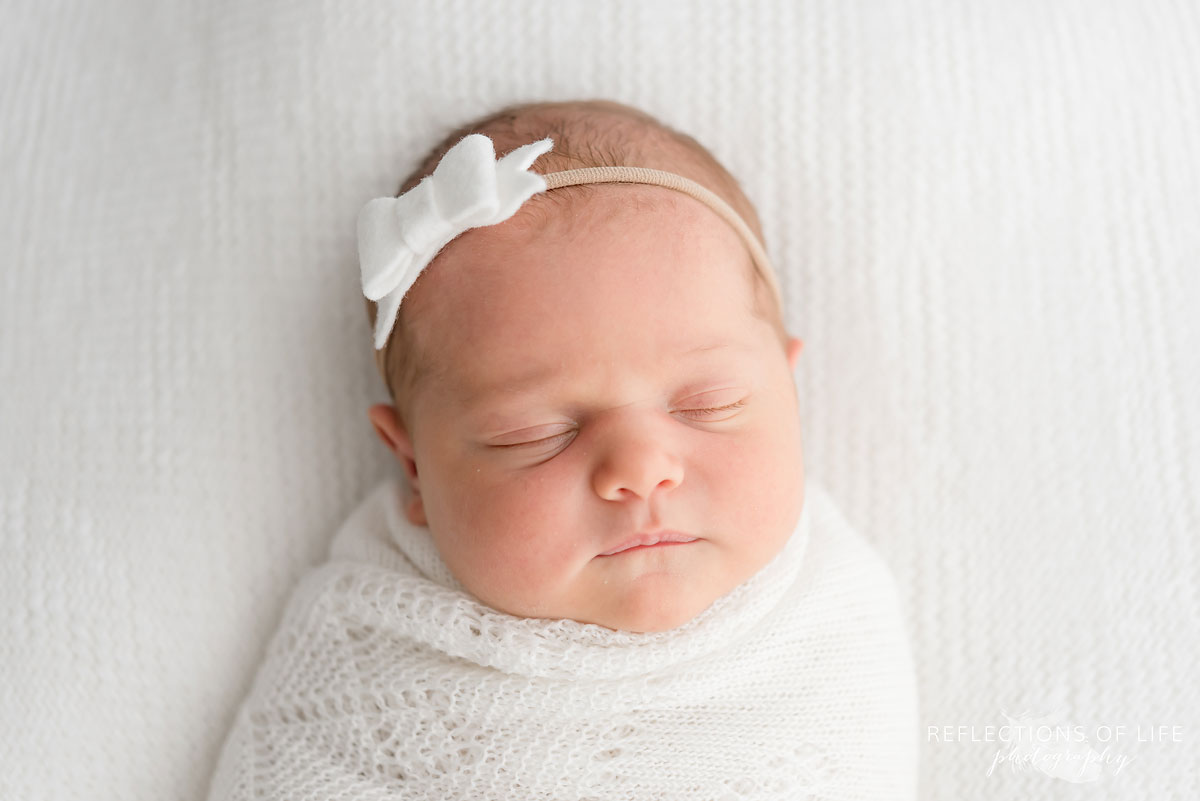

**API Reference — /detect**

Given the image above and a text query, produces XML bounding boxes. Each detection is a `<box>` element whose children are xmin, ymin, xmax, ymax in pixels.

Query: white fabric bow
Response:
<box><xmin>358</xmin><ymin>134</ymin><xmax>554</xmax><ymax>349</ymax></box>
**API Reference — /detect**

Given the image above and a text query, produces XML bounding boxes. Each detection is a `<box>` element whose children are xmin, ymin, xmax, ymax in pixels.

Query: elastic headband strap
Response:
<box><xmin>359</xmin><ymin>134</ymin><xmax>784</xmax><ymax>381</ymax></box>
<box><xmin>539</xmin><ymin>167</ymin><xmax>783</xmax><ymax>314</ymax></box>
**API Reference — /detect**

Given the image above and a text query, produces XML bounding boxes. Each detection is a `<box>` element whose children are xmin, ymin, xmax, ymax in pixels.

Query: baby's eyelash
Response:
<box><xmin>494</xmin><ymin>431</ymin><xmax>574</xmax><ymax>450</ymax></box>
<box><xmin>496</xmin><ymin>401</ymin><xmax>747</xmax><ymax>450</ymax></box>
<box><xmin>682</xmin><ymin>400</ymin><xmax>747</xmax><ymax>417</ymax></box>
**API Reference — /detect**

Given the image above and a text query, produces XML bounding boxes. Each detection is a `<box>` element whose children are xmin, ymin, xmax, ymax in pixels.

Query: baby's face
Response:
<box><xmin>391</xmin><ymin>186</ymin><xmax>805</xmax><ymax>633</ymax></box>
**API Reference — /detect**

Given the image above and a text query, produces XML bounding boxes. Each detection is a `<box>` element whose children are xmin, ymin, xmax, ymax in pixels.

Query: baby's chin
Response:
<box><xmin>568</xmin><ymin>582</ymin><xmax>720</xmax><ymax>634</ymax></box>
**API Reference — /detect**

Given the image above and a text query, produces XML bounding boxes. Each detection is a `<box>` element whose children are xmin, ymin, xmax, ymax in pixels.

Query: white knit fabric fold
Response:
<box><xmin>206</xmin><ymin>481</ymin><xmax>919</xmax><ymax>800</ymax></box>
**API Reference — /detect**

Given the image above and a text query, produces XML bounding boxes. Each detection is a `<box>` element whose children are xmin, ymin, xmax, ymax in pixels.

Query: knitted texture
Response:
<box><xmin>206</xmin><ymin>482</ymin><xmax>918</xmax><ymax>800</ymax></box>
<box><xmin>3</xmin><ymin>2</ymin><xmax>1199</xmax><ymax>800</ymax></box>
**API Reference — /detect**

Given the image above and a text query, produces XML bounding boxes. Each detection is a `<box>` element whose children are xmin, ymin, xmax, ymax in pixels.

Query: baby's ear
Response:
<box><xmin>786</xmin><ymin>337</ymin><xmax>804</xmax><ymax>370</ymax></box>
<box><xmin>367</xmin><ymin>405</ymin><xmax>427</xmax><ymax>525</ymax></box>
<box><xmin>364</xmin><ymin>407</ymin><xmax>417</xmax><ymax>470</ymax></box>
<box><xmin>367</xmin><ymin>404</ymin><xmax>413</xmax><ymax>461</ymax></box>
<box><xmin>402</xmin><ymin>485</ymin><xmax>427</xmax><ymax>526</ymax></box>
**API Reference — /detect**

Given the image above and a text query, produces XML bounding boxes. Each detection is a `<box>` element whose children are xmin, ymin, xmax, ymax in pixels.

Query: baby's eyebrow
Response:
<box><xmin>458</xmin><ymin>340</ymin><xmax>741</xmax><ymax>408</ymax></box>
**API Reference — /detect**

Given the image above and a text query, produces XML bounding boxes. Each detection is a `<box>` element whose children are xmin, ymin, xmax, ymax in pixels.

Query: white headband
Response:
<box><xmin>358</xmin><ymin>133</ymin><xmax>782</xmax><ymax>350</ymax></box>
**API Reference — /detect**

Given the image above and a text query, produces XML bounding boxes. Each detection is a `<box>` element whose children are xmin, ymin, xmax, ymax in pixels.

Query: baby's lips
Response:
<box><xmin>598</xmin><ymin>531</ymin><xmax>699</xmax><ymax>557</ymax></box>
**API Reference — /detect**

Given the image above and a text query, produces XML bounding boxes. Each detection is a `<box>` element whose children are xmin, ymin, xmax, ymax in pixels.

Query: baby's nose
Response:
<box><xmin>589</xmin><ymin>416</ymin><xmax>684</xmax><ymax>501</ymax></box>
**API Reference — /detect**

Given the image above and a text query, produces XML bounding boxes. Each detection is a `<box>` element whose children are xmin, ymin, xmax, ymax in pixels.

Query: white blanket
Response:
<box><xmin>4</xmin><ymin>2</ymin><xmax>1198</xmax><ymax>799</ymax></box>
<box><xmin>206</xmin><ymin>480</ymin><xmax>918</xmax><ymax>800</ymax></box>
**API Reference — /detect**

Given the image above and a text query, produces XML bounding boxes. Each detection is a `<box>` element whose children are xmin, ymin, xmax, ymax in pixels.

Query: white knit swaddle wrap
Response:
<box><xmin>206</xmin><ymin>481</ymin><xmax>919</xmax><ymax>800</ymax></box>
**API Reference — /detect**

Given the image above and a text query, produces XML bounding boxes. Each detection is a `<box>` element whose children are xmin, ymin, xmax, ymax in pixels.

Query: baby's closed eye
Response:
<box><xmin>489</xmin><ymin>398</ymin><xmax>749</xmax><ymax>450</ymax></box>
<box><xmin>677</xmin><ymin>399</ymin><xmax>746</xmax><ymax>419</ymax></box>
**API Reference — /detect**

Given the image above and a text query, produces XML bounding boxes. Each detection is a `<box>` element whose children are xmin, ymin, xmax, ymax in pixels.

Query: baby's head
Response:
<box><xmin>365</xmin><ymin>100</ymin><xmax>805</xmax><ymax>633</ymax></box>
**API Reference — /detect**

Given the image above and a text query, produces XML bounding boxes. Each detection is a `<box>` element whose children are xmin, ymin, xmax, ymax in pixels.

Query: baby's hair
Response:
<box><xmin>365</xmin><ymin>99</ymin><xmax>786</xmax><ymax>428</ymax></box>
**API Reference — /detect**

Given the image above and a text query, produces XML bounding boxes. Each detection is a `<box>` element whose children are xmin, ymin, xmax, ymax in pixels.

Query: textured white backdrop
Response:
<box><xmin>1</xmin><ymin>0</ymin><xmax>1197</xmax><ymax>799</ymax></box>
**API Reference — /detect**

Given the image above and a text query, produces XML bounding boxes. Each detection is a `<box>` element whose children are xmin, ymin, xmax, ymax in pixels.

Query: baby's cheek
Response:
<box><xmin>760</xmin><ymin>413</ymin><xmax>806</xmax><ymax>529</ymax></box>
<box><xmin>728</xmin><ymin>415</ymin><xmax>804</xmax><ymax>530</ymax></box>
<box><xmin>453</xmin><ymin>478</ymin><xmax>578</xmax><ymax>613</ymax></box>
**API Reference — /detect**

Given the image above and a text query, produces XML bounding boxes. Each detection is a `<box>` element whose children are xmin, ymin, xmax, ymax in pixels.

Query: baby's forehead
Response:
<box><xmin>434</xmin><ymin>303</ymin><xmax>764</xmax><ymax>408</ymax></box>
<box><xmin>416</xmin><ymin>195</ymin><xmax>758</xmax><ymax>344</ymax></box>
<box><xmin>442</xmin><ymin>330</ymin><xmax>762</xmax><ymax>412</ymax></box>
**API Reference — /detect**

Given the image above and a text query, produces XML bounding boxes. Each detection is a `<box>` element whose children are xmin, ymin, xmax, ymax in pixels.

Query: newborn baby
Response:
<box><xmin>207</xmin><ymin>100</ymin><xmax>918</xmax><ymax>800</ymax></box>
